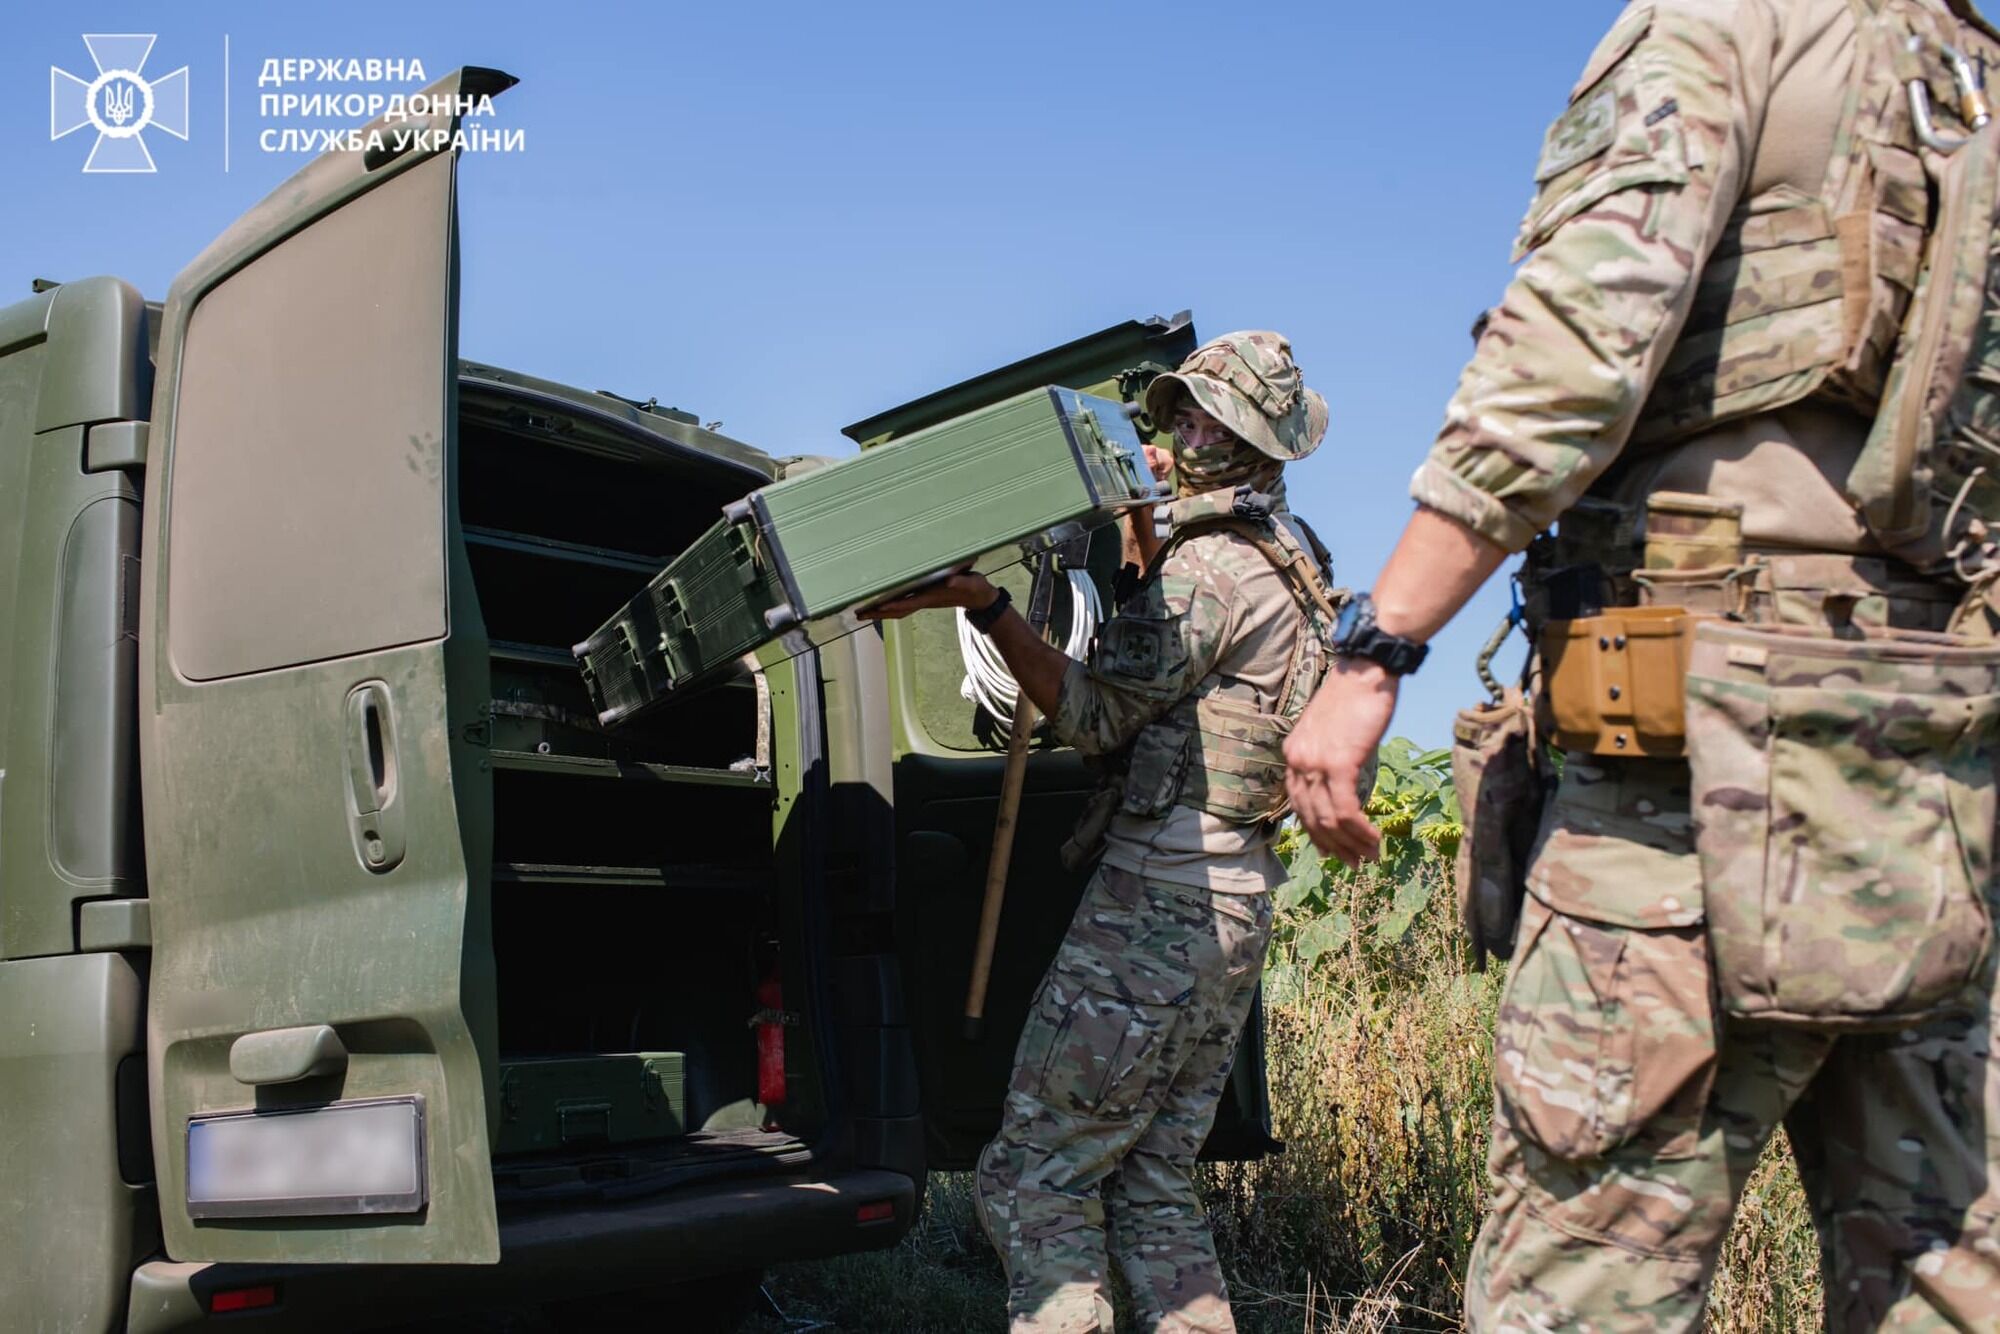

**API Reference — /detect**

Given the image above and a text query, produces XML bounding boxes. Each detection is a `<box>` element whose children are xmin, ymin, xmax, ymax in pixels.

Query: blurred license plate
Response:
<box><xmin>187</xmin><ymin>1097</ymin><xmax>426</xmax><ymax>1218</ymax></box>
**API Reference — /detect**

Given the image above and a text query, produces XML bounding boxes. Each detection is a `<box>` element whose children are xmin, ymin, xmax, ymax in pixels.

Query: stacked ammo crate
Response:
<box><xmin>577</xmin><ymin>386</ymin><xmax>1158</xmax><ymax>724</ymax></box>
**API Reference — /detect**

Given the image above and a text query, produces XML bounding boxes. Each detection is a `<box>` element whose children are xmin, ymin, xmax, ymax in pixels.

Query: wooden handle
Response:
<box><xmin>962</xmin><ymin>552</ymin><xmax>1062</xmax><ymax>1043</ymax></box>
<box><xmin>963</xmin><ymin>693</ymin><xmax>1039</xmax><ymax>1039</ymax></box>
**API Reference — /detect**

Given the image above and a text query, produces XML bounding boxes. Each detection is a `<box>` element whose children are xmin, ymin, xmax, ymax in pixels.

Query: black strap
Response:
<box><xmin>1112</xmin><ymin>561</ymin><xmax>1143</xmax><ymax>606</ymax></box>
<box><xmin>1231</xmin><ymin>486</ymin><xmax>1277</xmax><ymax>519</ymax></box>
<box><xmin>1287</xmin><ymin>514</ymin><xmax>1336</xmax><ymax>574</ymax></box>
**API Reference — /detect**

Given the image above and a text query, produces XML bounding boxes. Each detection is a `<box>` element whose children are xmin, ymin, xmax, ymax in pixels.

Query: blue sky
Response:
<box><xmin>3</xmin><ymin>1</ymin><xmax>1618</xmax><ymax>747</ymax></box>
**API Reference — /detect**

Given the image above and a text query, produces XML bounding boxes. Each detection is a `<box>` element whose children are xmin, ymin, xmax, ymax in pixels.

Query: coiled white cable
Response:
<box><xmin>957</xmin><ymin>566</ymin><xmax>1103</xmax><ymax>728</ymax></box>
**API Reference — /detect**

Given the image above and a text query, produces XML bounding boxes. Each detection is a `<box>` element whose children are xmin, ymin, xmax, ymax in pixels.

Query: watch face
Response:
<box><xmin>1333</xmin><ymin>597</ymin><xmax>1364</xmax><ymax>644</ymax></box>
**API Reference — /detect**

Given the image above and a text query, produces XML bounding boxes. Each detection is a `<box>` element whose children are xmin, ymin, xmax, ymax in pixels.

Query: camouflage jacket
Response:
<box><xmin>1411</xmin><ymin>0</ymin><xmax>2000</xmax><ymax>559</ymax></box>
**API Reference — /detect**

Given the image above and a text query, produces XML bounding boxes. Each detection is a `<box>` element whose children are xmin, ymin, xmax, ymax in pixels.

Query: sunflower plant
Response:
<box><xmin>1265</xmin><ymin>738</ymin><xmax>1463</xmax><ymax>1004</ymax></box>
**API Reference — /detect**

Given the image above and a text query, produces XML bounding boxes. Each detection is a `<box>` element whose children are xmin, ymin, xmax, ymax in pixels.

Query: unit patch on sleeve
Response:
<box><xmin>1536</xmin><ymin>87</ymin><xmax>1617</xmax><ymax>181</ymax></box>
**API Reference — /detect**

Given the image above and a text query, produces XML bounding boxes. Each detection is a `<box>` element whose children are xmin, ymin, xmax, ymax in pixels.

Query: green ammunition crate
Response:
<box><xmin>576</xmin><ymin>385</ymin><xmax>1155</xmax><ymax>720</ymax></box>
<box><xmin>494</xmin><ymin>1052</ymin><xmax>686</xmax><ymax>1157</ymax></box>
<box><xmin>574</xmin><ymin>519</ymin><xmax>790</xmax><ymax>726</ymax></box>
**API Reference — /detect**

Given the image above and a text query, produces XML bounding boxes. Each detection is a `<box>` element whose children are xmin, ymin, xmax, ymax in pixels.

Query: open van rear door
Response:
<box><xmin>845</xmin><ymin>315</ymin><xmax>1282</xmax><ymax>1169</ymax></box>
<box><xmin>140</xmin><ymin>69</ymin><xmax>514</xmax><ymax>1264</ymax></box>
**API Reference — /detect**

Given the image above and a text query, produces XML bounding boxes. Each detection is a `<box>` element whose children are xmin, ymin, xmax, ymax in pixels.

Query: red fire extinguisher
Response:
<box><xmin>753</xmin><ymin>959</ymin><xmax>787</xmax><ymax>1111</ymax></box>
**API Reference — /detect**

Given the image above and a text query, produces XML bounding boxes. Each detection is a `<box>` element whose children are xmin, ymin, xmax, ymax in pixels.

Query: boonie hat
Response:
<box><xmin>1143</xmin><ymin>329</ymin><xmax>1328</xmax><ymax>462</ymax></box>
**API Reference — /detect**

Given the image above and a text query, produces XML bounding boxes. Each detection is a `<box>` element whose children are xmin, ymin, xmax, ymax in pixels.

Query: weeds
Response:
<box><xmin>1200</xmin><ymin>845</ymin><xmax>1822</xmax><ymax>1331</ymax></box>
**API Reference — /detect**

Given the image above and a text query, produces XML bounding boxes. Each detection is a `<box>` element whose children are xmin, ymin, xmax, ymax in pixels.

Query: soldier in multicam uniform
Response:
<box><xmin>864</xmin><ymin>331</ymin><xmax>1340</xmax><ymax>1333</ymax></box>
<box><xmin>1283</xmin><ymin>0</ymin><xmax>2000</xmax><ymax>1330</ymax></box>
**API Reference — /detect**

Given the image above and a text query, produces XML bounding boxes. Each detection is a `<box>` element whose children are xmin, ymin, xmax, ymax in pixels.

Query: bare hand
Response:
<box><xmin>1285</xmin><ymin>658</ymin><xmax>1399</xmax><ymax>866</ymax></box>
<box><xmin>1142</xmin><ymin>443</ymin><xmax>1173</xmax><ymax>483</ymax></box>
<box><xmin>857</xmin><ymin>571</ymin><xmax>998</xmax><ymax>621</ymax></box>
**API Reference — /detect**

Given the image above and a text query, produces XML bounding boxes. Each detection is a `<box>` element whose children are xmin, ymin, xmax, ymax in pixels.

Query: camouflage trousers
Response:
<box><xmin>976</xmin><ymin>863</ymin><xmax>1272</xmax><ymax>1334</ymax></box>
<box><xmin>1469</xmin><ymin>754</ymin><xmax>2000</xmax><ymax>1332</ymax></box>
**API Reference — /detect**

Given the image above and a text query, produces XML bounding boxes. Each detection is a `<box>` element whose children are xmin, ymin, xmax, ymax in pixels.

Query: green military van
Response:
<box><xmin>0</xmin><ymin>68</ymin><xmax>1275</xmax><ymax>1332</ymax></box>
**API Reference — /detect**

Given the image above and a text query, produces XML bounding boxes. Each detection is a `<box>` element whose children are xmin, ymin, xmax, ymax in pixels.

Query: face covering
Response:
<box><xmin>1172</xmin><ymin>432</ymin><xmax>1281</xmax><ymax>498</ymax></box>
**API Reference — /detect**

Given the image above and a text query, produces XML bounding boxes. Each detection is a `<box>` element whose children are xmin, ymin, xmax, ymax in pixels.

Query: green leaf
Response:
<box><xmin>1452</xmin><ymin>973</ymin><xmax>1498</xmax><ymax>1004</ymax></box>
<box><xmin>1375</xmin><ymin>875</ymin><xmax>1434</xmax><ymax>943</ymax></box>
<box><xmin>1263</xmin><ymin>962</ymin><xmax>1303</xmax><ymax>1009</ymax></box>
<box><xmin>1396</xmin><ymin>873</ymin><xmax>1433</xmax><ymax>913</ymax></box>
<box><xmin>1296</xmin><ymin>911</ymin><xmax>1352</xmax><ymax>963</ymax></box>
<box><xmin>1275</xmin><ymin>854</ymin><xmax>1326</xmax><ymax>912</ymax></box>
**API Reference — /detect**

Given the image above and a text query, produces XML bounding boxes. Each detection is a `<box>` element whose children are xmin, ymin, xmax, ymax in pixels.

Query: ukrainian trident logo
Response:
<box><xmin>51</xmin><ymin>35</ymin><xmax>189</xmax><ymax>173</ymax></box>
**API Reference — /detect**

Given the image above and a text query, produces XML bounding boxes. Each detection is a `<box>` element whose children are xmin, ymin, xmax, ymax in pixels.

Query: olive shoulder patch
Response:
<box><xmin>1534</xmin><ymin>3</ymin><xmax>1654</xmax><ymax>183</ymax></box>
<box><xmin>1537</xmin><ymin>86</ymin><xmax>1618</xmax><ymax>182</ymax></box>
<box><xmin>1095</xmin><ymin>614</ymin><xmax>1185</xmax><ymax>688</ymax></box>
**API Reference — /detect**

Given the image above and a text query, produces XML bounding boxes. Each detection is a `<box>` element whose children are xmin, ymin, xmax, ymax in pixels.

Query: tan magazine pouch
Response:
<box><xmin>1542</xmin><ymin>608</ymin><xmax>1705</xmax><ymax>757</ymax></box>
<box><xmin>1684</xmin><ymin>619</ymin><xmax>2000</xmax><ymax>1028</ymax></box>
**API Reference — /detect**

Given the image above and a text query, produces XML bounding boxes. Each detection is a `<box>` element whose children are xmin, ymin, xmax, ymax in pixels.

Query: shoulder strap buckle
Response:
<box><xmin>1230</xmin><ymin>485</ymin><xmax>1276</xmax><ymax>520</ymax></box>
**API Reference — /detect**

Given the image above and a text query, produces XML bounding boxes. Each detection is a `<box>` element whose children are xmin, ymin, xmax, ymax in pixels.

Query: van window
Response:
<box><xmin>165</xmin><ymin>156</ymin><xmax>451</xmax><ymax>681</ymax></box>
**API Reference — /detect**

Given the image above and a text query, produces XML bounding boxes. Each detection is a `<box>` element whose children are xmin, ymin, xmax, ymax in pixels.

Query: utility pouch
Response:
<box><xmin>1060</xmin><ymin>782</ymin><xmax>1121</xmax><ymax>872</ymax></box>
<box><xmin>1541</xmin><ymin>607</ymin><xmax>1705</xmax><ymax>756</ymax></box>
<box><xmin>1642</xmin><ymin>492</ymin><xmax>1743</xmax><ymax>572</ymax></box>
<box><xmin>1550</xmin><ymin>498</ymin><xmax>1642</xmax><ymax>608</ymax></box>
<box><xmin>1633</xmin><ymin>565</ymin><xmax>1752</xmax><ymax>617</ymax></box>
<box><xmin>1450</xmin><ymin>689</ymin><xmax>1551</xmax><ymax>970</ymax></box>
<box><xmin>1541</xmin><ymin>563</ymin><xmax>1609</xmax><ymax>620</ymax></box>
<box><xmin>1118</xmin><ymin>721</ymin><xmax>1191</xmax><ymax>818</ymax></box>
<box><xmin>1685</xmin><ymin>619</ymin><xmax>2000</xmax><ymax>1028</ymax></box>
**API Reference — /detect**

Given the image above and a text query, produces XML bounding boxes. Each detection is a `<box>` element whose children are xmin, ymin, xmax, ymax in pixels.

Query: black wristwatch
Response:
<box><xmin>1331</xmin><ymin>592</ymin><xmax>1428</xmax><ymax>676</ymax></box>
<box><xmin>967</xmin><ymin>585</ymin><xmax>1012</xmax><ymax>634</ymax></box>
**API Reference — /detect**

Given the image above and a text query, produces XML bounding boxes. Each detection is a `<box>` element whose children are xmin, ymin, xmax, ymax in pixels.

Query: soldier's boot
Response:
<box><xmin>1013</xmin><ymin>1283</ymin><xmax>1116</xmax><ymax>1334</ymax></box>
<box><xmin>1013</xmin><ymin>1282</ymin><xmax>1117</xmax><ymax>1334</ymax></box>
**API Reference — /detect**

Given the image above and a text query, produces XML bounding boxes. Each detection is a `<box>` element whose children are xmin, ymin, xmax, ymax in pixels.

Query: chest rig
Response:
<box><xmin>1838</xmin><ymin>2</ymin><xmax>2000</xmax><ymax>613</ymax></box>
<box><xmin>1632</xmin><ymin>0</ymin><xmax>1997</xmax><ymax>452</ymax></box>
<box><xmin>1101</xmin><ymin>487</ymin><xmax>1347</xmax><ymax>826</ymax></box>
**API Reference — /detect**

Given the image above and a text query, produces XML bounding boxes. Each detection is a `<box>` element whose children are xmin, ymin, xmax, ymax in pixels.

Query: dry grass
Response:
<box><xmin>1704</xmin><ymin>1136</ymin><xmax>1822</xmax><ymax>1333</ymax></box>
<box><xmin>1198</xmin><ymin>859</ymin><xmax>1824</xmax><ymax>1333</ymax></box>
<box><xmin>1197</xmin><ymin>862</ymin><xmax>1499</xmax><ymax>1332</ymax></box>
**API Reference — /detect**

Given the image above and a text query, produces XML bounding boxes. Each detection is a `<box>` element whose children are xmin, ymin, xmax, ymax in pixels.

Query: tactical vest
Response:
<box><xmin>1630</xmin><ymin>0</ymin><xmax>2000</xmax><ymax>451</ymax></box>
<box><xmin>1107</xmin><ymin>488</ymin><xmax>1346</xmax><ymax>826</ymax></box>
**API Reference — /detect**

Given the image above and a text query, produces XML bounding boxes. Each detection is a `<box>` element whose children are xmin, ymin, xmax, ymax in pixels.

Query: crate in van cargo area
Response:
<box><xmin>495</xmin><ymin>1053</ymin><xmax>687</xmax><ymax>1156</ymax></box>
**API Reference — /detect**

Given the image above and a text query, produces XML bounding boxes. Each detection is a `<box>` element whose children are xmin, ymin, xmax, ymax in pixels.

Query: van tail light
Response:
<box><xmin>754</xmin><ymin>962</ymin><xmax>787</xmax><ymax>1109</ymax></box>
<box><xmin>856</xmin><ymin>1199</ymin><xmax>896</xmax><ymax>1224</ymax></box>
<box><xmin>210</xmin><ymin>1285</ymin><xmax>279</xmax><ymax>1313</ymax></box>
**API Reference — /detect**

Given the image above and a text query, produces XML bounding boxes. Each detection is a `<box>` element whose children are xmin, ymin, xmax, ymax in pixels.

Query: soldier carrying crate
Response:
<box><xmin>866</xmin><ymin>330</ymin><xmax>1343</xmax><ymax>1334</ymax></box>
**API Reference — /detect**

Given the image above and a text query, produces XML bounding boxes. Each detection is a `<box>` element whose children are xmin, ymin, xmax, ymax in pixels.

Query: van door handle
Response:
<box><xmin>344</xmin><ymin>682</ymin><xmax>407</xmax><ymax>873</ymax></box>
<box><xmin>231</xmin><ymin>1024</ymin><xmax>349</xmax><ymax>1085</ymax></box>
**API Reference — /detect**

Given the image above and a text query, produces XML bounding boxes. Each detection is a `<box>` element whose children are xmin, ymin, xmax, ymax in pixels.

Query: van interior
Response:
<box><xmin>456</xmin><ymin>376</ymin><xmax>826</xmax><ymax>1200</ymax></box>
